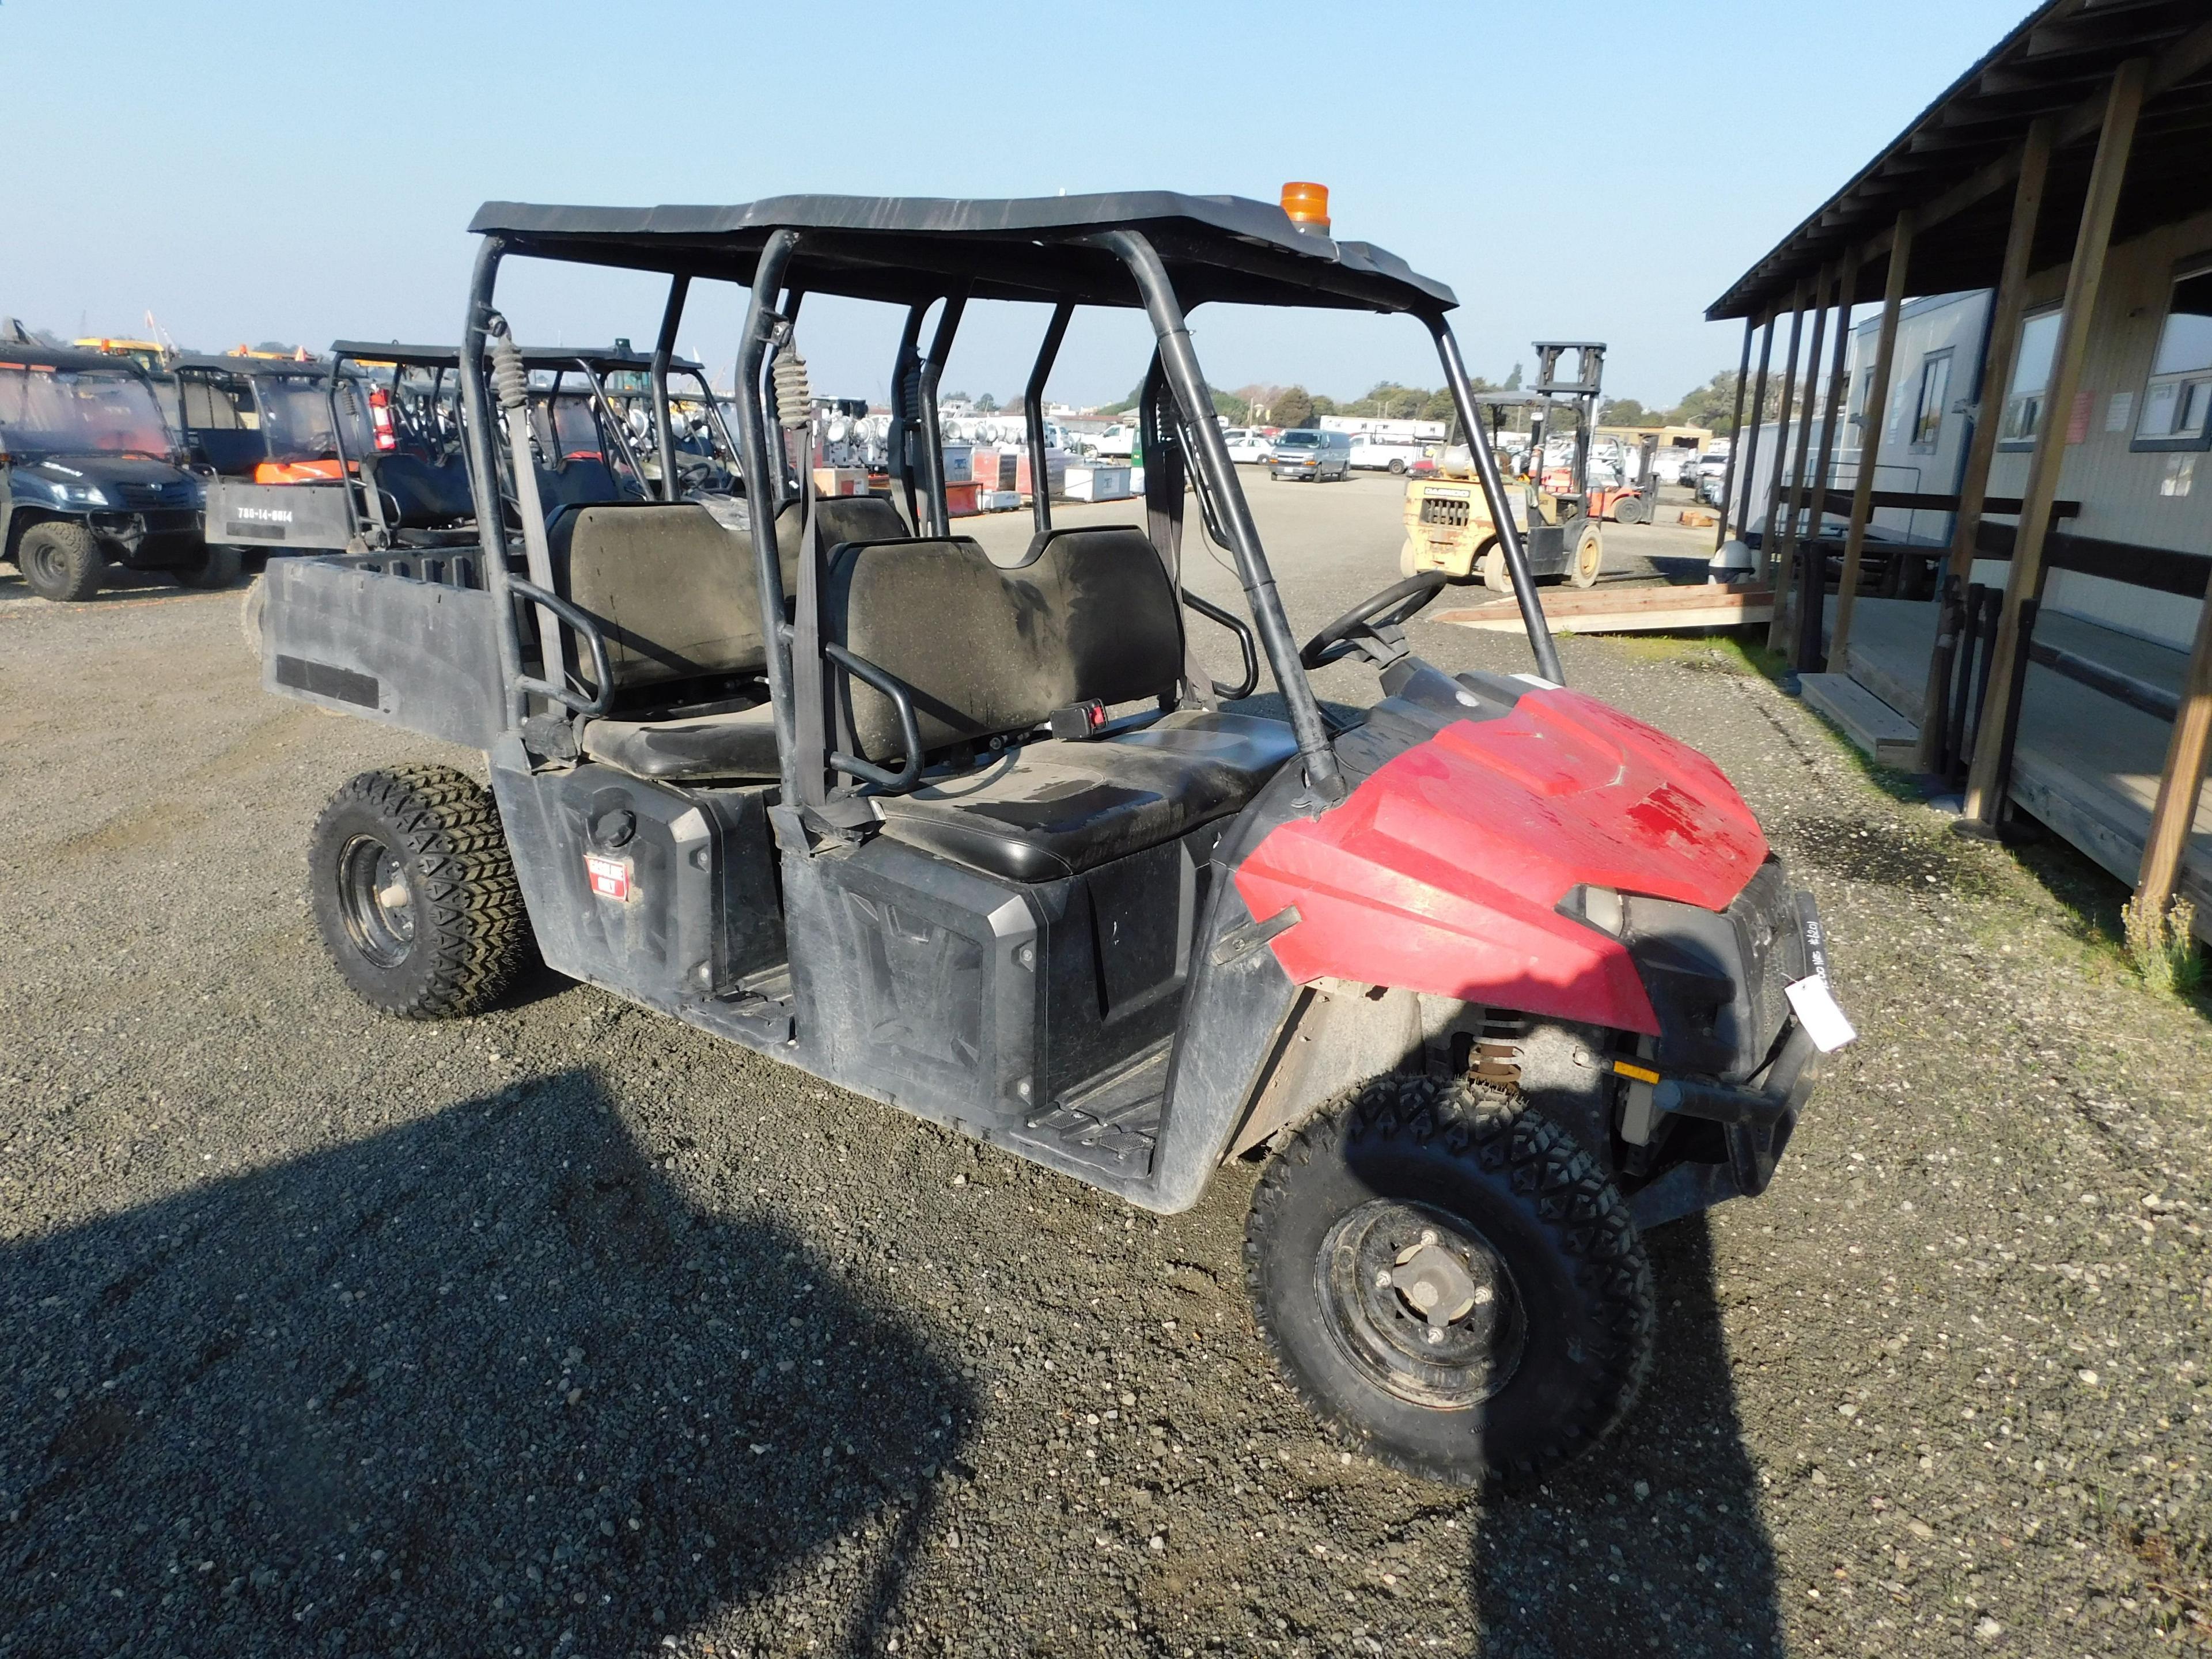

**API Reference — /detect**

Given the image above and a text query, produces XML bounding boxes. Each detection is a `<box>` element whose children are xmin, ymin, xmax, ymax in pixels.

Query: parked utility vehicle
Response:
<box><xmin>261</xmin><ymin>191</ymin><xmax>1847</xmax><ymax>1486</ymax></box>
<box><xmin>0</xmin><ymin>344</ymin><xmax>215</xmax><ymax>601</ymax></box>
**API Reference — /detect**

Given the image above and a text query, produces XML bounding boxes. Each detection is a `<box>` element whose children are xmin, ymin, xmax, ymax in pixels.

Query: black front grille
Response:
<box><xmin>115</xmin><ymin>480</ymin><xmax>195</xmax><ymax>510</ymax></box>
<box><xmin>1419</xmin><ymin>494</ymin><xmax>1471</xmax><ymax>528</ymax></box>
<box><xmin>1724</xmin><ymin>858</ymin><xmax>1808</xmax><ymax>1066</ymax></box>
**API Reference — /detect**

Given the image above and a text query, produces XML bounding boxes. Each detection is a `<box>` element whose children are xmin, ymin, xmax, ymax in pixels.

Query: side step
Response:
<box><xmin>1798</xmin><ymin>672</ymin><xmax>1921</xmax><ymax>768</ymax></box>
<box><xmin>1015</xmin><ymin>1040</ymin><xmax>1172</xmax><ymax>1179</ymax></box>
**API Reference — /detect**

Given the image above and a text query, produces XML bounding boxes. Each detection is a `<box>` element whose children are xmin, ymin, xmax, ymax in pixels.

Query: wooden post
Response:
<box><xmin>1767</xmin><ymin>270</ymin><xmax>1832</xmax><ymax>653</ymax></box>
<box><xmin>1714</xmin><ymin>316</ymin><xmax>1755</xmax><ymax>548</ymax></box>
<box><xmin>1781</xmin><ymin>257</ymin><xmax>1859</xmax><ymax>664</ymax></box>
<box><xmin>1758</xmin><ymin>285</ymin><xmax>1809</xmax><ymax>587</ymax></box>
<box><xmin>1830</xmin><ymin>211</ymin><xmax>1915</xmax><ymax>671</ymax></box>
<box><xmin>1915</xmin><ymin>119</ymin><xmax>2054</xmax><ymax>771</ymax></box>
<box><xmin>1733</xmin><ymin>310</ymin><xmax>1778</xmax><ymax>552</ymax></box>
<box><xmin>1964</xmin><ymin>59</ymin><xmax>2147</xmax><ymax>828</ymax></box>
<box><xmin>2135</xmin><ymin>566</ymin><xmax>2212</xmax><ymax>918</ymax></box>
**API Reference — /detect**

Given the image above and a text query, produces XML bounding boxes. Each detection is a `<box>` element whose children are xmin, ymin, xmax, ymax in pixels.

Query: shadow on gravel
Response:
<box><xmin>1468</xmin><ymin>1216</ymin><xmax>1782</xmax><ymax>1657</ymax></box>
<box><xmin>0</xmin><ymin>1069</ymin><xmax>971</xmax><ymax>1657</ymax></box>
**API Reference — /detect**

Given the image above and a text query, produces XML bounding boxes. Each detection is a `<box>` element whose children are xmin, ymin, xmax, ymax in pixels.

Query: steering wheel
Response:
<box><xmin>1299</xmin><ymin>571</ymin><xmax>1449</xmax><ymax>669</ymax></box>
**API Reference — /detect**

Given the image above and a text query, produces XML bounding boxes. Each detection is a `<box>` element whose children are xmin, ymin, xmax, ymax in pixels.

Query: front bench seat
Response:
<box><xmin>827</xmin><ymin>527</ymin><xmax>1300</xmax><ymax>881</ymax></box>
<box><xmin>872</xmin><ymin>710</ymin><xmax>1298</xmax><ymax>881</ymax></box>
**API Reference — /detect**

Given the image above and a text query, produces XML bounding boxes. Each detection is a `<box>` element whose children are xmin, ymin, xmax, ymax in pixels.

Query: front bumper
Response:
<box><xmin>1618</xmin><ymin>872</ymin><xmax>1839</xmax><ymax>1229</ymax></box>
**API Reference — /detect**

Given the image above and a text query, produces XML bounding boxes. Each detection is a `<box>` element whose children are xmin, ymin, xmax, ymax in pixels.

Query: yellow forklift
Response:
<box><xmin>1401</xmin><ymin>340</ymin><xmax>1607</xmax><ymax>592</ymax></box>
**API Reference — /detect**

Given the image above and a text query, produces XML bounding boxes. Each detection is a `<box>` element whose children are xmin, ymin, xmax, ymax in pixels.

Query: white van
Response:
<box><xmin>1346</xmin><ymin>431</ymin><xmax>1425</xmax><ymax>474</ymax></box>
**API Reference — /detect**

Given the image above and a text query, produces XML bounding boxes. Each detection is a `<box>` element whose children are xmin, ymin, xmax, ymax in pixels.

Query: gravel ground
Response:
<box><xmin>2</xmin><ymin>471</ymin><xmax>2207</xmax><ymax>1657</ymax></box>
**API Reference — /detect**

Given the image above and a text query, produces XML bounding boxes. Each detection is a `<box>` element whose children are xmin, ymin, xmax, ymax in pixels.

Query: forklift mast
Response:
<box><xmin>1527</xmin><ymin>341</ymin><xmax>1606</xmax><ymax>520</ymax></box>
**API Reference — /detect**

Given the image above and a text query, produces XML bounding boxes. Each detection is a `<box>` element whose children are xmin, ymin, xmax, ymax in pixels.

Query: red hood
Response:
<box><xmin>1234</xmin><ymin>688</ymin><xmax>1768</xmax><ymax>1035</ymax></box>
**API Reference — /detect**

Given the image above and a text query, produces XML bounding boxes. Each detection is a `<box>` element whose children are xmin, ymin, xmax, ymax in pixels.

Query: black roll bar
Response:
<box><xmin>1025</xmin><ymin>301</ymin><xmax>1073</xmax><ymax>537</ymax></box>
<box><xmin>649</xmin><ymin>273</ymin><xmax>690</xmax><ymax>502</ymax></box>
<box><xmin>915</xmin><ymin>294</ymin><xmax>965</xmax><ymax>537</ymax></box>
<box><xmin>728</xmin><ymin>230</ymin><xmax>804</xmax><ymax>810</ymax></box>
<box><xmin>507</xmin><ymin>577</ymin><xmax>614</xmax><ymax>715</ymax></box>
<box><xmin>457</xmin><ymin>236</ymin><xmax>532</xmax><ymax>732</ymax></box>
<box><xmin>1425</xmin><ymin>316</ymin><xmax>1566</xmax><ymax>684</ymax></box>
<box><xmin>823</xmin><ymin>642</ymin><xmax>926</xmax><ymax>796</ymax></box>
<box><xmin>1097</xmin><ymin>229</ymin><xmax>1342</xmax><ymax>801</ymax></box>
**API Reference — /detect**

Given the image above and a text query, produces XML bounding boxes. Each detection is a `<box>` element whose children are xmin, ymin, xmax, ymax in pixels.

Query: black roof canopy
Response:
<box><xmin>1710</xmin><ymin>0</ymin><xmax>2212</xmax><ymax>320</ymax></box>
<box><xmin>173</xmin><ymin>353</ymin><xmax>354</xmax><ymax>380</ymax></box>
<box><xmin>0</xmin><ymin>344</ymin><xmax>162</xmax><ymax>377</ymax></box>
<box><xmin>467</xmin><ymin>191</ymin><xmax>1457</xmax><ymax>315</ymax></box>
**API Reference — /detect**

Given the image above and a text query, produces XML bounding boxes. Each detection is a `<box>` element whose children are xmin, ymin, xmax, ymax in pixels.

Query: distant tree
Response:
<box><xmin>1309</xmin><ymin>393</ymin><xmax>1338</xmax><ymax>421</ymax></box>
<box><xmin>1211</xmin><ymin>387</ymin><xmax>1251</xmax><ymax>423</ymax></box>
<box><xmin>1505</xmin><ymin>363</ymin><xmax>1523</xmax><ymax>391</ymax></box>
<box><xmin>974</xmin><ymin>392</ymin><xmax>998</xmax><ymax>412</ymax></box>
<box><xmin>1274</xmin><ymin>385</ymin><xmax>1316</xmax><ymax>428</ymax></box>
<box><xmin>1665</xmin><ymin>370</ymin><xmax>1744</xmax><ymax>432</ymax></box>
<box><xmin>1600</xmin><ymin>397</ymin><xmax>1657</xmax><ymax>427</ymax></box>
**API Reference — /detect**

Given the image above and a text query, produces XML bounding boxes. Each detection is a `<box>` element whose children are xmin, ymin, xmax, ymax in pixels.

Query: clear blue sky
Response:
<box><xmin>1</xmin><ymin>0</ymin><xmax>2031</xmax><ymax>411</ymax></box>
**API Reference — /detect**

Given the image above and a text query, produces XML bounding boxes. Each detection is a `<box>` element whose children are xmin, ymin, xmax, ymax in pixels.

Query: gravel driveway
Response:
<box><xmin>2</xmin><ymin>472</ymin><xmax>2206</xmax><ymax>1657</ymax></box>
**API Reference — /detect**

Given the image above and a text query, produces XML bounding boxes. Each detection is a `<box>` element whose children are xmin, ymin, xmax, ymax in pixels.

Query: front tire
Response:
<box><xmin>16</xmin><ymin>521</ymin><xmax>104</xmax><ymax>603</ymax></box>
<box><xmin>1245</xmin><ymin>1076</ymin><xmax>1654</xmax><ymax>1487</ymax></box>
<box><xmin>308</xmin><ymin>764</ymin><xmax>533</xmax><ymax>1018</ymax></box>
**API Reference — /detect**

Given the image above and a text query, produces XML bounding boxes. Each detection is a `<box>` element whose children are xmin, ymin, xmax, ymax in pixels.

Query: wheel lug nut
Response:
<box><xmin>1420</xmin><ymin>1229</ymin><xmax>1437</xmax><ymax>1245</ymax></box>
<box><xmin>1375</xmin><ymin>1270</ymin><xmax>1392</xmax><ymax>1288</ymax></box>
<box><xmin>1425</xmin><ymin>1327</ymin><xmax>1444</xmax><ymax>1344</ymax></box>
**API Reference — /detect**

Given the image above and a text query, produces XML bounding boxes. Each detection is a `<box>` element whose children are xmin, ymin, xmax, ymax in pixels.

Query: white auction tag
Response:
<box><xmin>1785</xmin><ymin>975</ymin><xmax>1857</xmax><ymax>1052</ymax></box>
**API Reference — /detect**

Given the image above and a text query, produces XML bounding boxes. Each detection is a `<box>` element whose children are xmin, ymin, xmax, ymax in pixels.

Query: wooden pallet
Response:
<box><xmin>1433</xmin><ymin>584</ymin><xmax>1774</xmax><ymax>635</ymax></box>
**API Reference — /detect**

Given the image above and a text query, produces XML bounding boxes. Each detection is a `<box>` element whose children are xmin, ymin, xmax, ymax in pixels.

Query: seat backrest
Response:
<box><xmin>369</xmin><ymin>452</ymin><xmax>474</xmax><ymax>527</ymax></box>
<box><xmin>774</xmin><ymin>491</ymin><xmax>912</xmax><ymax>559</ymax></box>
<box><xmin>827</xmin><ymin>524</ymin><xmax>1184</xmax><ymax>760</ymax></box>
<box><xmin>550</xmin><ymin>502</ymin><xmax>767</xmax><ymax>692</ymax></box>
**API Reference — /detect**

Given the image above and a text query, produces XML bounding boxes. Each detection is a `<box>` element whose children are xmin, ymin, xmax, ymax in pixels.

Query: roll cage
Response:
<box><xmin>454</xmin><ymin>192</ymin><xmax>1561</xmax><ymax>825</ymax></box>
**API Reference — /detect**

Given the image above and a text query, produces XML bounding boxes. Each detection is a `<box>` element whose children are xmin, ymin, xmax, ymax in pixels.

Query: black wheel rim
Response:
<box><xmin>1319</xmin><ymin>1199</ymin><xmax>1525</xmax><ymax>1409</ymax></box>
<box><xmin>22</xmin><ymin>541</ymin><xmax>57</xmax><ymax>587</ymax></box>
<box><xmin>336</xmin><ymin>834</ymin><xmax>416</xmax><ymax>969</ymax></box>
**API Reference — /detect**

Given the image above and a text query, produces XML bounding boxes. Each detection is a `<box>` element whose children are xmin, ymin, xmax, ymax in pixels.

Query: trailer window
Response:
<box><xmin>1999</xmin><ymin>308</ymin><xmax>2061</xmax><ymax>448</ymax></box>
<box><xmin>2133</xmin><ymin>263</ymin><xmax>2212</xmax><ymax>452</ymax></box>
<box><xmin>1911</xmin><ymin>350</ymin><xmax>1952</xmax><ymax>452</ymax></box>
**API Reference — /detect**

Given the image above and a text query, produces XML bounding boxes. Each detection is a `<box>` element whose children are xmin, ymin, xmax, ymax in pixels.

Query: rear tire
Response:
<box><xmin>1613</xmin><ymin>494</ymin><xmax>1648</xmax><ymax>526</ymax></box>
<box><xmin>1245</xmin><ymin>1076</ymin><xmax>1654</xmax><ymax>1487</ymax></box>
<box><xmin>1479</xmin><ymin>541</ymin><xmax>1509</xmax><ymax>593</ymax></box>
<box><xmin>16</xmin><ymin>521</ymin><xmax>104</xmax><ymax>603</ymax></box>
<box><xmin>176</xmin><ymin>542</ymin><xmax>243</xmax><ymax>589</ymax></box>
<box><xmin>308</xmin><ymin>764</ymin><xmax>533</xmax><ymax>1018</ymax></box>
<box><xmin>238</xmin><ymin>575</ymin><xmax>267</xmax><ymax>660</ymax></box>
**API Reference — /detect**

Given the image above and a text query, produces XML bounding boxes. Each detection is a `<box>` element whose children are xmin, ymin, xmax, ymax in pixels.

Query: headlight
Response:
<box><xmin>39</xmin><ymin>478</ymin><xmax>107</xmax><ymax>506</ymax></box>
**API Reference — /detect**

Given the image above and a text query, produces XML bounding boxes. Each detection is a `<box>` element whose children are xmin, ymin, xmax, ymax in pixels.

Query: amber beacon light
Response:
<box><xmin>1279</xmin><ymin>181</ymin><xmax>1330</xmax><ymax>233</ymax></box>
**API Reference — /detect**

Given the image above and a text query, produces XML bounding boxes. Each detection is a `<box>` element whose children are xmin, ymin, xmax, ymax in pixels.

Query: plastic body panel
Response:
<box><xmin>1234</xmin><ymin>687</ymin><xmax>1768</xmax><ymax>1035</ymax></box>
<box><xmin>489</xmin><ymin>747</ymin><xmax>785</xmax><ymax>1012</ymax></box>
<box><xmin>261</xmin><ymin>554</ymin><xmax>505</xmax><ymax>750</ymax></box>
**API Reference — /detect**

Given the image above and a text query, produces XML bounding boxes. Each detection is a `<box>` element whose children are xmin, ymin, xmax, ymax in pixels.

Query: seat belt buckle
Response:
<box><xmin>1048</xmin><ymin>699</ymin><xmax>1109</xmax><ymax>741</ymax></box>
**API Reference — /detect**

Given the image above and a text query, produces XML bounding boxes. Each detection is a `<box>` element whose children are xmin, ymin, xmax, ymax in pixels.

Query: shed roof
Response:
<box><xmin>466</xmin><ymin>192</ymin><xmax>1457</xmax><ymax>315</ymax></box>
<box><xmin>1710</xmin><ymin>0</ymin><xmax>2212</xmax><ymax>320</ymax></box>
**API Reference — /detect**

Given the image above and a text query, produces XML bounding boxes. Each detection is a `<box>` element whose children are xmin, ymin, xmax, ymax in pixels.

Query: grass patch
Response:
<box><xmin>2123</xmin><ymin>892</ymin><xmax>2204</xmax><ymax>997</ymax></box>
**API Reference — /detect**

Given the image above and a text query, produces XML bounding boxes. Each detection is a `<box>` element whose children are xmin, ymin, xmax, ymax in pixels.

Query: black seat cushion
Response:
<box><xmin>579</xmin><ymin>699</ymin><xmax>778</xmax><ymax>782</ymax></box>
<box><xmin>827</xmin><ymin>525</ymin><xmax>1183</xmax><ymax>762</ymax></box>
<box><xmin>548</xmin><ymin>502</ymin><xmax>769</xmax><ymax>692</ymax></box>
<box><xmin>537</xmin><ymin>457</ymin><xmax>638</xmax><ymax>509</ymax></box>
<box><xmin>873</xmin><ymin>710</ymin><xmax>1298</xmax><ymax>881</ymax></box>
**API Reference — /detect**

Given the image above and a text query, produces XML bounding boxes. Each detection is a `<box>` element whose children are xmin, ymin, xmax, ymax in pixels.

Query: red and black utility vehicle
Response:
<box><xmin>258</xmin><ymin>191</ymin><xmax>1850</xmax><ymax>1485</ymax></box>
